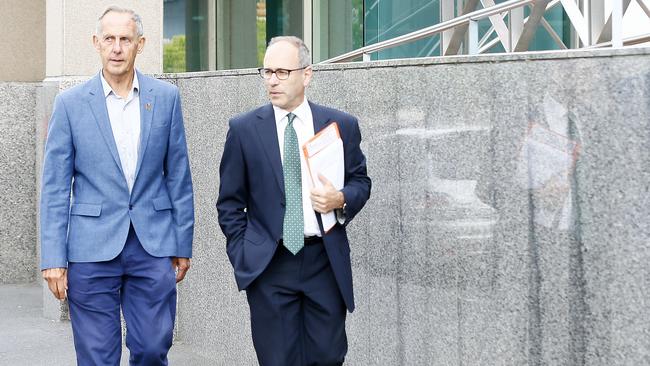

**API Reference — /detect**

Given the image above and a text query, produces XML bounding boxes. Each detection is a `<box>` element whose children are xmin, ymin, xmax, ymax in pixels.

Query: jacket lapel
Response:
<box><xmin>135</xmin><ymin>71</ymin><xmax>155</xmax><ymax>181</ymax></box>
<box><xmin>309</xmin><ymin>101</ymin><xmax>332</xmax><ymax>134</ymax></box>
<box><xmin>255</xmin><ymin>104</ymin><xmax>285</xmax><ymax>195</ymax></box>
<box><xmin>87</xmin><ymin>73</ymin><xmax>124</xmax><ymax>177</ymax></box>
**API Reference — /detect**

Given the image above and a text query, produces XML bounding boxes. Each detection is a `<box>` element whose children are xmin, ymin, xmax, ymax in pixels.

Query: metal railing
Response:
<box><xmin>320</xmin><ymin>0</ymin><xmax>648</xmax><ymax>64</ymax></box>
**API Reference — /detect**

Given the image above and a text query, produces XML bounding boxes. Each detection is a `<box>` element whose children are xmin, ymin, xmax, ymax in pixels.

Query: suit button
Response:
<box><xmin>129</xmin><ymin>205</ymin><xmax>133</xmax><ymax>210</ymax></box>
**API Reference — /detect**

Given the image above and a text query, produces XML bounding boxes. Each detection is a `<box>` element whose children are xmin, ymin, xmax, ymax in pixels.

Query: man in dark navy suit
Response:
<box><xmin>217</xmin><ymin>36</ymin><xmax>371</xmax><ymax>365</ymax></box>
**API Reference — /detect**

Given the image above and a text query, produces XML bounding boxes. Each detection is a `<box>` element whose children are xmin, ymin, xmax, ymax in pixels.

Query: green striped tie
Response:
<box><xmin>282</xmin><ymin>113</ymin><xmax>304</xmax><ymax>255</ymax></box>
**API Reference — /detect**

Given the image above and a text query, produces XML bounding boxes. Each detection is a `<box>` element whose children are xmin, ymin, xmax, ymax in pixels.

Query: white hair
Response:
<box><xmin>96</xmin><ymin>6</ymin><xmax>143</xmax><ymax>37</ymax></box>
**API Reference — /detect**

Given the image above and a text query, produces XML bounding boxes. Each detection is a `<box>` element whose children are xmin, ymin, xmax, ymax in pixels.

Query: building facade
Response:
<box><xmin>163</xmin><ymin>0</ymin><xmax>650</xmax><ymax>72</ymax></box>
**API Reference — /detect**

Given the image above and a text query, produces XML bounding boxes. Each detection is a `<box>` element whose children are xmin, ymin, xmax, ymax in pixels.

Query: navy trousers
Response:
<box><xmin>246</xmin><ymin>241</ymin><xmax>347</xmax><ymax>366</ymax></box>
<box><xmin>67</xmin><ymin>225</ymin><xmax>177</xmax><ymax>366</ymax></box>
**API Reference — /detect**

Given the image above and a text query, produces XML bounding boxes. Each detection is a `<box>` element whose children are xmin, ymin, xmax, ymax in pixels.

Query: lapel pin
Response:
<box><xmin>145</xmin><ymin>103</ymin><xmax>152</xmax><ymax>111</ymax></box>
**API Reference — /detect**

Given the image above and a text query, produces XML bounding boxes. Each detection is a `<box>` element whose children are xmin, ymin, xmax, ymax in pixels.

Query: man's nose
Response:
<box><xmin>268</xmin><ymin>72</ymin><xmax>280</xmax><ymax>85</ymax></box>
<box><xmin>112</xmin><ymin>40</ymin><xmax>122</xmax><ymax>53</ymax></box>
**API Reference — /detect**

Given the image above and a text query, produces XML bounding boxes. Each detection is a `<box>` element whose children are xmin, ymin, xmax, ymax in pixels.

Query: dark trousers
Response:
<box><xmin>246</xmin><ymin>241</ymin><xmax>347</xmax><ymax>366</ymax></box>
<box><xmin>67</xmin><ymin>225</ymin><xmax>177</xmax><ymax>366</ymax></box>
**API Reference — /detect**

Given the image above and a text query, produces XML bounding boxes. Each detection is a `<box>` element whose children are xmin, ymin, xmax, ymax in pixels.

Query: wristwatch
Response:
<box><xmin>336</xmin><ymin>202</ymin><xmax>347</xmax><ymax>225</ymax></box>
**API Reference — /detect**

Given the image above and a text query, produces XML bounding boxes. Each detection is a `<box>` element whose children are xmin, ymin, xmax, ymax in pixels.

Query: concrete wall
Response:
<box><xmin>0</xmin><ymin>0</ymin><xmax>46</xmax><ymax>82</ymax></box>
<box><xmin>46</xmin><ymin>0</ymin><xmax>162</xmax><ymax>77</ymax></box>
<box><xmin>28</xmin><ymin>48</ymin><xmax>650</xmax><ymax>364</ymax></box>
<box><xmin>168</xmin><ymin>48</ymin><xmax>650</xmax><ymax>365</ymax></box>
<box><xmin>0</xmin><ymin>83</ymin><xmax>39</xmax><ymax>283</ymax></box>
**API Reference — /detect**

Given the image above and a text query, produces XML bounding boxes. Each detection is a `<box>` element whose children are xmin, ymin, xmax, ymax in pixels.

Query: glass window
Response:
<box><xmin>163</xmin><ymin>0</ymin><xmax>606</xmax><ymax>71</ymax></box>
<box><xmin>364</xmin><ymin>0</ymin><xmax>441</xmax><ymax>60</ymax></box>
<box><xmin>163</xmin><ymin>0</ymin><xmax>187</xmax><ymax>72</ymax></box>
<box><xmin>186</xmin><ymin>0</ymin><xmax>212</xmax><ymax>71</ymax></box>
<box><xmin>215</xmin><ymin>0</ymin><xmax>303</xmax><ymax>70</ymax></box>
<box><xmin>475</xmin><ymin>1</ymin><xmax>570</xmax><ymax>53</ymax></box>
<box><xmin>266</xmin><ymin>0</ymin><xmax>303</xmax><ymax>40</ymax></box>
<box><xmin>525</xmin><ymin>5</ymin><xmax>570</xmax><ymax>52</ymax></box>
<box><xmin>215</xmin><ymin>0</ymin><xmax>259</xmax><ymax>70</ymax></box>
<box><xmin>163</xmin><ymin>0</ymin><xmax>212</xmax><ymax>72</ymax></box>
<box><xmin>312</xmin><ymin>0</ymin><xmax>364</xmax><ymax>63</ymax></box>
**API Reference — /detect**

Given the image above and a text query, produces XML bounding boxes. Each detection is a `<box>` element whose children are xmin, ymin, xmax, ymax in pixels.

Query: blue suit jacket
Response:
<box><xmin>40</xmin><ymin>71</ymin><xmax>194</xmax><ymax>270</ymax></box>
<box><xmin>217</xmin><ymin>102</ymin><xmax>371</xmax><ymax>312</ymax></box>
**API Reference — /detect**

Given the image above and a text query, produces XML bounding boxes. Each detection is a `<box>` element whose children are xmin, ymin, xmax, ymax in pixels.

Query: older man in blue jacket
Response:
<box><xmin>40</xmin><ymin>6</ymin><xmax>193</xmax><ymax>366</ymax></box>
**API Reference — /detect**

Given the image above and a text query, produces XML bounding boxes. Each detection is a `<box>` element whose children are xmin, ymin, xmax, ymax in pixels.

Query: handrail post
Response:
<box><xmin>468</xmin><ymin>19</ymin><xmax>479</xmax><ymax>54</ymax></box>
<box><xmin>510</xmin><ymin>6</ymin><xmax>524</xmax><ymax>51</ymax></box>
<box><xmin>611</xmin><ymin>0</ymin><xmax>624</xmax><ymax>47</ymax></box>
<box><xmin>363</xmin><ymin>53</ymin><xmax>371</xmax><ymax>62</ymax></box>
<box><xmin>589</xmin><ymin>0</ymin><xmax>606</xmax><ymax>46</ymax></box>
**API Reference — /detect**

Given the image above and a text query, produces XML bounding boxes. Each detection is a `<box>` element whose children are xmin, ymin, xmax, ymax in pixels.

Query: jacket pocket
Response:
<box><xmin>153</xmin><ymin>196</ymin><xmax>173</xmax><ymax>211</ymax></box>
<box><xmin>244</xmin><ymin>227</ymin><xmax>265</xmax><ymax>246</ymax></box>
<box><xmin>70</xmin><ymin>203</ymin><xmax>102</xmax><ymax>217</ymax></box>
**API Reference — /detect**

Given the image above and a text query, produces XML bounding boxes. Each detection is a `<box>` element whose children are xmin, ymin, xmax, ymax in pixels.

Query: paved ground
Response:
<box><xmin>0</xmin><ymin>284</ymin><xmax>218</xmax><ymax>365</ymax></box>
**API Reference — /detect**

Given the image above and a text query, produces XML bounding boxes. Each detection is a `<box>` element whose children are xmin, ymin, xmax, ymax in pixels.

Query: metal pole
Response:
<box><xmin>468</xmin><ymin>19</ymin><xmax>479</xmax><ymax>54</ymax></box>
<box><xmin>441</xmin><ymin>0</ymin><xmax>456</xmax><ymax>55</ymax></box>
<box><xmin>589</xmin><ymin>0</ymin><xmax>605</xmax><ymax>45</ymax></box>
<box><xmin>611</xmin><ymin>0</ymin><xmax>623</xmax><ymax>47</ymax></box>
<box><xmin>510</xmin><ymin>7</ymin><xmax>524</xmax><ymax>51</ymax></box>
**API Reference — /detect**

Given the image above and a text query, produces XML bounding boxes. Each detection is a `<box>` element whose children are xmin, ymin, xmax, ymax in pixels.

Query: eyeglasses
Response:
<box><xmin>258</xmin><ymin>67</ymin><xmax>307</xmax><ymax>80</ymax></box>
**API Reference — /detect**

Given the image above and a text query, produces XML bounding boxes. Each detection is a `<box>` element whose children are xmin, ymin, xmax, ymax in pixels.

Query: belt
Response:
<box><xmin>303</xmin><ymin>236</ymin><xmax>323</xmax><ymax>245</ymax></box>
<box><xmin>279</xmin><ymin>236</ymin><xmax>323</xmax><ymax>246</ymax></box>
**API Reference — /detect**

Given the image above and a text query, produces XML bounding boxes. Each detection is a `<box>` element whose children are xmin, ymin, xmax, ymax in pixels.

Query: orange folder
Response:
<box><xmin>302</xmin><ymin>122</ymin><xmax>344</xmax><ymax>233</ymax></box>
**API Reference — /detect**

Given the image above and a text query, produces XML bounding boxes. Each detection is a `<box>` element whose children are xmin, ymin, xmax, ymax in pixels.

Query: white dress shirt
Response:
<box><xmin>273</xmin><ymin>99</ymin><xmax>321</xmax><ymax>237</ymax></box>
<box><xmin>101</xmin><ymin>71</ymin><xmax>141</xmax><ymax>194</ymax></box>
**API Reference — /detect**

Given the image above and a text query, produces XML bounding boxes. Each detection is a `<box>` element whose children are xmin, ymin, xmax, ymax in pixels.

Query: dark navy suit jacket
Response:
<box><xmin>217</xmin><ymin>101</ymin><xmax>371</xmax><ymax>312</ymax></box>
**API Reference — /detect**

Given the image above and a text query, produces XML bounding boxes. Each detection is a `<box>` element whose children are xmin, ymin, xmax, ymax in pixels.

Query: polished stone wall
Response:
<box><xmin>29</xmin><ymin>48</ymin><xmax>650</xmax><ymax>364</ymax></box>
<box><xmin>168</xmin><ymin>48</ymin><xmax>650</xmax><ymax>365</ymax></box>
<box><xmin>0</xmin><ymin>83</ymin><xmax>39</xmax><ymax>283</ymax></box>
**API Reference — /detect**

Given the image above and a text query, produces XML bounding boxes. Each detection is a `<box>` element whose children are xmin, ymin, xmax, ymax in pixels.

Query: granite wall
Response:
<box><xmin>169</xmin><ymin>48</ymin><xmax>650</xmax><ymax>365</ymax></box>
<box><xmin>29</xmin><ymin>48</ymin><xmax>650</xmax><ymax>365</ymax></box>
<box><xmin>0</xmin><ymin>83</ymin><xmax>39</xmax><ymax>283</ymax></box>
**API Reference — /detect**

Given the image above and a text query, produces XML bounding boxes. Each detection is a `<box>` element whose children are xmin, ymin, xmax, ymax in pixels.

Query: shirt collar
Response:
<box><xmin>100</xmin><ymin>70</ymin><xmax>139</xmax><ymax>98</ymax></box>
<box><xmin>273</xmin><ymin>98</ymin><xmax>310</xmax><ymax>126</ymax></box>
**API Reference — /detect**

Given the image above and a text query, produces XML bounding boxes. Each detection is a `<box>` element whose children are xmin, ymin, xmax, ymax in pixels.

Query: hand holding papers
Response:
<box><xmin>303</xmin><ymin>123</ymin><xmax>344</xmax><ymax>233</ymax></box>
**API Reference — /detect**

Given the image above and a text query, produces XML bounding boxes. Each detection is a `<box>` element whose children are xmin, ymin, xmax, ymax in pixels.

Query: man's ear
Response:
<box><xmin>137</xmin><ymin>36</ymin><xmax>146</xmax><ymax>54</ymax></box>
<box><xmin>303</xmin><ymin>65</ymin><xmax>313</xmax><ymax>87</ymax></box>
<box><xmin>92</xmin><ymin>35</ymin><xmax>101</xmax><ymax>52</ymax></box>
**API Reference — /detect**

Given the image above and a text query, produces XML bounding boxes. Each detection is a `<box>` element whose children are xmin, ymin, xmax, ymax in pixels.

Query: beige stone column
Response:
<box><xmin>0</xmin><ymin>0</ymin><xmax>45</xmax><ymax>82</ymax></box>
